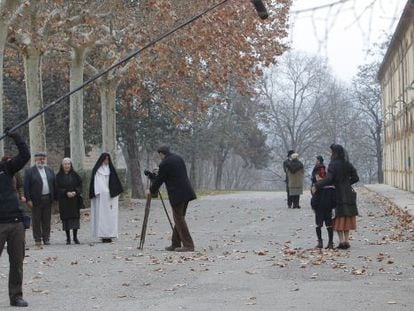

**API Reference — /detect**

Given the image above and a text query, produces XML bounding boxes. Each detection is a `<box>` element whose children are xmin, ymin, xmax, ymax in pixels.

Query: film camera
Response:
<box><xmin>144</xmin><ymin>169</ymin><xmax>158</xmax><ymax>198</ymax></box>
<box><xmin>144</xmin><ymin>169</ymin><xmax>157</xmax><ymax>180</ymax></box>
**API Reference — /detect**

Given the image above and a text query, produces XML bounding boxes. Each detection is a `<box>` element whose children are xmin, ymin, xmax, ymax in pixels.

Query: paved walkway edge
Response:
<box><xmin>364</xmin><ymin>183</ymin><xmax>414</xmax><ymax>216</ymax></box>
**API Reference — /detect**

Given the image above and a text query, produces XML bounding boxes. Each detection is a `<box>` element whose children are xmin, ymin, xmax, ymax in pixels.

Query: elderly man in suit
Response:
<box><xmin>24</xmin><ymin>152</ymin><xmax>56</xmax><ymax>247</ymax></box>
<box><xmin>149</xmin><ymin>146</ymin><xmax>196</xmax><ymax>252</ymax></box>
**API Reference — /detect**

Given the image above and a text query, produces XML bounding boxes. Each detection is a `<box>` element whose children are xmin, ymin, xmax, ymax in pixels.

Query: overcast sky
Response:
<box><xmin>288</xmin><ymin>0</ymin><xmax>406</xmax><ymax>82</ymax></box>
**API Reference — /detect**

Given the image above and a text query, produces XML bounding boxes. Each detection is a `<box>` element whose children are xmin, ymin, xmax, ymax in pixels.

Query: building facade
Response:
<box><xmin>378</xmin><ymin>0</ymin><xmax>414</xmax><ymax>191</ymax></box>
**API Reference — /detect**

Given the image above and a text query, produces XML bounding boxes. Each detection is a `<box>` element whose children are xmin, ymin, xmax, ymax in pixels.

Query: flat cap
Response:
<box><xmin>34</xmin><ymin>151</ymin><xmax>47</xmax><ymax>157</ymax></box>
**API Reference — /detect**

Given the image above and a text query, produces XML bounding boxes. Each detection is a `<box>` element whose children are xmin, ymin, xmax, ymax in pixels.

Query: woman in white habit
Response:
<box><xmin>89</xmin><ymin>153</ymin><xmax>123</xmax><ymax>242</ymax></box>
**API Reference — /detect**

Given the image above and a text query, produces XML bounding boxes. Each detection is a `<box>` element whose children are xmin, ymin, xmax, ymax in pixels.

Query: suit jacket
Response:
<box><xmin>24</xmin><ymin>165</ymin><xmax>56</xmax><ymax>206</ymax></box>
<box><xmin>150</xmin><ymin>153</ymin><xmax>196</xmax><ymax>207</ymax></box>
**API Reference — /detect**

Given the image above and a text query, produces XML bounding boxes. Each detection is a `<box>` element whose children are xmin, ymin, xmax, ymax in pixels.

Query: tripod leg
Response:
<box><xmin>138</xmin><ymin>194</ymin><xmax>152</xmax><ymax>249</ymax></box>
<box><xmin>159</xmin><ymin>192</ymin><xmax>174</xmax><ymax>231</ymax></box>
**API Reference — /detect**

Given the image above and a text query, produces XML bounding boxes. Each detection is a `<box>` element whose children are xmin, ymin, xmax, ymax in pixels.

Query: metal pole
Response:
<box><xmin>158</xmin><ymin>192</ymin><xmax>174</xmax><ymax>231</ymax></box>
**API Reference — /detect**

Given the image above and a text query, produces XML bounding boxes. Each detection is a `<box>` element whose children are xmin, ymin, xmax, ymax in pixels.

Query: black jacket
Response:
<box><xmin>24</xmin><ymin>165</ymin><xmax>56</xmax><ymax>206</ymax></box>
<box><xmin>56</xmin><ymin>170</ymin><xmax>82</xmax><ymax>220</ymax></box>
<box><xmin>0</xmin><ymin>135</ymin><xmax>30</xmax><ymax>223</ymax></box>
<box><xmin>311</xmin><ymin>186</ymin><xmax>336</xmax><ymax>212</ymax></box>
<box><xmin>150</xmin><ymin>153</ymin><xmax>196</xmax><ymax>207</ymax></box>
<box><xmin>286</xmin><ymin>159</ymin><xmax>304</xmax><ymax>174</ymax></box>
<box><xmin>315</xmin><ymin>160</ymin><xmax>359</xmax><ymax>217</ymax></box>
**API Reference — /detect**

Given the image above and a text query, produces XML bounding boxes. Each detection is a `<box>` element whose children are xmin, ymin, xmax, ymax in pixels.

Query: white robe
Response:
<box><xmin>91</xmin><ymin>165</ymin><xmax>119</xmax><ymax>238</ymax></box>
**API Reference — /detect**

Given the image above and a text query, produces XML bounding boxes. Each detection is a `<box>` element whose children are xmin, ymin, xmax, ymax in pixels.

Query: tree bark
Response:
<box><xmin>69</xmin><ymin>47</ymin><xmax>86</xmax><ymax>171</ymax></box>
<box><xmin>123</xmin><ymin>131</ymin><xmax>145</xmax><ymax>198</ymax></box>
<box><xmin>99</xmin><ymin>80</ymin><xmax>118</xmax><ymax>164</ymax></box>
<box><xmin>189</xmin><ymin>149</ymin><xmax>197</xmax><ymax>191</ymax></box>
<box><xmin>376</xmin><ymin>126</ymin><xmax>384</xmax><ymax>183</ymax></box>
<box><xmin>0</xmin><ymin>24</ymin><xmax>6</xmax><ymax>156</ymax></box>
<box><xmin>0</xmin><ymin>0</ymin><xmax>23</xmax><ymax>156</ymax></box>
<box><xmin>215</xmin><ymin>159</ymin><xmax>224</xmax><ymax>190</ymax></box>
<box><xmin>23</xmin><ymin>47</ymin><xmax>46</xmax><ymax>162</ymax></box>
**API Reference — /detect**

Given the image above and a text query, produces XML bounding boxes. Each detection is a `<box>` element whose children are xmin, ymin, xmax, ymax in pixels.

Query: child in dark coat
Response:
<box><xmin>310</xmin><ymin>168</ymin><xmax>336</xmax><ymax>249</ymax></box>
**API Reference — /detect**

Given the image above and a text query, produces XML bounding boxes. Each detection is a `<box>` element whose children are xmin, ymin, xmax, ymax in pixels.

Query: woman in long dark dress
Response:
<box><xmin>56</xmin><ymin>158</ymin><xmax>83</xmax><ymax>245</ymax></box>
<box><xmin>312</xmin><ymin>144</ymin><xmax>359</xmax><ymax>249</ymax></box>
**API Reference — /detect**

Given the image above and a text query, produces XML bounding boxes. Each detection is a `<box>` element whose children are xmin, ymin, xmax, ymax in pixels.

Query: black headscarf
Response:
<box><xmin>89</xmin><ymin>153</ymin><xmax>123</xmax><ymax>199</ymax></box>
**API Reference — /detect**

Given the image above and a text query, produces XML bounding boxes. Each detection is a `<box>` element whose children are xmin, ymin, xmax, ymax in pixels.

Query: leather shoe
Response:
<box><xmin>165</xmin><ymin>245</ymin><xmax>178</xmax><ymax>251</ymax></box>
<box><xmin>175</xmin><ymin>246</ymin><xmax>194</xmax><ymax>252</ymax></box>
<box><xmin>43</xmin><ymin>240</ymin><xmax>50</xmax><ymax>245</ymax></box>
<box><xmin>10</xmin><ymin>297</ymin><xmax>28</xmax><ymax>307</ymax></box>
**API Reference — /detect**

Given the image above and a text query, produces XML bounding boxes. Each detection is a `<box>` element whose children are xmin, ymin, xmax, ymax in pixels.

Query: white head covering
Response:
<box><xmin>62</xmin><ymin>157</ymin><xmax>72</xmax><ymax>164</ymax></box>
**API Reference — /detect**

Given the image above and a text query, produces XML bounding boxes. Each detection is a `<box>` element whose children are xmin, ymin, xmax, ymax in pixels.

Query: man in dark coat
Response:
<box><xmin>149</xmin><ymin>146</ymin><xmax>196</xmax><ymax>252</ymax></box>
<box><xmin>283</xmin><ymin>150</ymin><xmax>295</xmax><ymax>208</ymax></box>
<box><xmin>0</xmin><ymin>130</ymin><xmax>30</xmax><ymax>307</ymax></box>
<box><xmin>23</xmin><ymin>152</ymin><xmax>56</xmax><ymax>247</ymax></box>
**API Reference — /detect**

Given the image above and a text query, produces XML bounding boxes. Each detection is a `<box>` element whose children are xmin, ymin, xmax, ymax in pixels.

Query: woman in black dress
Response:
<box><xmin>56</xmin><ymin>158</ymin><xmax>83</xmax><ymax>244</ymax></box>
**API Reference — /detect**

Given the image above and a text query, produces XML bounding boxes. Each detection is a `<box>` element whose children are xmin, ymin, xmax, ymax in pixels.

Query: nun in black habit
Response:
<box><xmin>89</xmin><ymin>153</ymin><xmax>123</xmax><ymax>243</ymax></box>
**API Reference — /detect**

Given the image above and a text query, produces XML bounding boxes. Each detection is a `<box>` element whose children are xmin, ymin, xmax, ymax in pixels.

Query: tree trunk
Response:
<box><xmin>0</xmin><ymin>24</ymin><xmax>6</xmax><ymax>156</ymax></box>
<box><xmin>69</xmin><ymin>47</ymin><xmax>86</xmax><ymax>171</ymax></box>
<box><xmin>215</xmin><ymin>159</ymin><xmax>224</xmax><ymax>190</ymax></box>
<box><xmin>376</xmin><ymin>127</ymin><xmax>384</xmax><ymax>183</ymax></box>
<box><xmin>123</xmin><ymin>131</ymin><xmax>145</xmax><ymax>198</ymax></box>
<box><xmin>0</xmin><ymin>0</ymin><xmax>23</xmax><ymax>156</ymax></box>
<box><xmin>99</xmin><ymin>81</ymin><xmax>118</xmax><ymax>164</ymax></box>
<box><xmin>23</xmin><ymin>48</ymin><xmax>46</xmax><ymax>162</ymax></box>
<box><xmin>189</xmin><ymin>150</ymin><xmax>197</xmax><ymax>191</ymax></box>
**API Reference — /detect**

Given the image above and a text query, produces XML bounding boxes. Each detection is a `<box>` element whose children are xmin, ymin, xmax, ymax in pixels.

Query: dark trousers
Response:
<box><xmin>290</xmin><ymin>195</ymin><xmax>300</xmax><ymax>208</ymax></box>
<box><xmin>286</xmin><ymin>184</ymin><xmax>293</xmax><ymax>207</ymax></box>
<box><xmin>171</xmin><ymin>202</ymin><xmax>194</xmax><ymax>249</ymax></box>
<box><xmin>32</xmin><ymin>195</ymin><xmax>52</xmax><ymax>243</ymax></box>
<box><xmin>0</xmin><ymin>222</ymin><xmax>25</xmax><ymax>302</ymax></box>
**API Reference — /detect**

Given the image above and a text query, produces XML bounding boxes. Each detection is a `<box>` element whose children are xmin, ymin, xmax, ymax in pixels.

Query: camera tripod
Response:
<box><xmin>138</xmin><ymin>191</ymin><xmax>174</xmax><ymax>250</ymax></box>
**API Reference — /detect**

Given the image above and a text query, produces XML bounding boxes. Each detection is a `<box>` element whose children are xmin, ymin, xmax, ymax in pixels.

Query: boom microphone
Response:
<box><xmin>251</xmin><ymin>0</ymin><xmax>269</xmax><ymax>19</ymax></box>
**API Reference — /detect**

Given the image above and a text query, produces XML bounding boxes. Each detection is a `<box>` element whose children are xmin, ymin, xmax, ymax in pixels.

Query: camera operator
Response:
<box><xmin>0</xmin><ymin>129</ymin><xmax>30</xmax><ymax>307</ymax></box>
<box><xmin>148</xmin><ymin>146</ymin><xmax>196</xmax><ymax>252</ymax></box>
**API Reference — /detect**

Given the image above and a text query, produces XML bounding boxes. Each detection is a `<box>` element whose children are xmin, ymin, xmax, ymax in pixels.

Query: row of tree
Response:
<box><xmin>259</xmin><ymin>50</ymin><xmax>383</xmax><ymax>187</ymax></box>
<box><xmin>1</xmin><ymin>1</ymin><xmax>385</xmax><ymax>197</ymax></box>
<box><xmin>0</xmin><ymin>0</ymin><xmax>291</xmax><ymax>197</ymax></box>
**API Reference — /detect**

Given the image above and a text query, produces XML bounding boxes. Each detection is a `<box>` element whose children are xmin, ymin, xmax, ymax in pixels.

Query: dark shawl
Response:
<box><xmin>89</xmin><ymin>153</ymin><xmax>123</xmax><ymax>199</ymax></box>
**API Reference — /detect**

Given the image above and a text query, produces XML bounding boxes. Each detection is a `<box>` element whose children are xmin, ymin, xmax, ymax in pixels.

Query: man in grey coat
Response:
<box><xmin>24</xmin><ymin>152</ymin><xmax>55</xmax><ymax>247</ymax></box>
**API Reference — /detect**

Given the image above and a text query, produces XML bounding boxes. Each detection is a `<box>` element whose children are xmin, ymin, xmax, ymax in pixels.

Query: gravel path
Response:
<box><xmin>1</xmin><ymin>189</ymin><xmax>413</xmax><ymax>310</ymax></box>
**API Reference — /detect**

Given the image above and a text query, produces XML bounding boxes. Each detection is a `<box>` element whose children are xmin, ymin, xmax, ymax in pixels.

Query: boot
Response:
<box><xmin>65</xmin><ymin>230</ymin><xmax>71</xmax><ymax>245</ymax></box>
<box><xmin>73</xmin><ymin>229</ymin><xmax>80</xmax><ymax>244</ymax></box>
<box><xmin>315</xmin><ymin>227</ymin><xmax>322</xmax><ymax>248</ymax></box>
<box><xmin>326</xmin><ymin>227</ymin><xmax>334</xmax><ymax>249</ymax></box>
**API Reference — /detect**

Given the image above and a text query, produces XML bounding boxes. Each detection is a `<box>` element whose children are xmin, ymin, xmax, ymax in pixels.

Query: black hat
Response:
<box><xmin>287</xmin><ymin>150</ymin><xmax>295</xmax><ymax>157</ymax></box>
<box><xmin>316</xmin><ymin>155</ymin><xmax>324</xmax><ymax>163</ymax></box>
